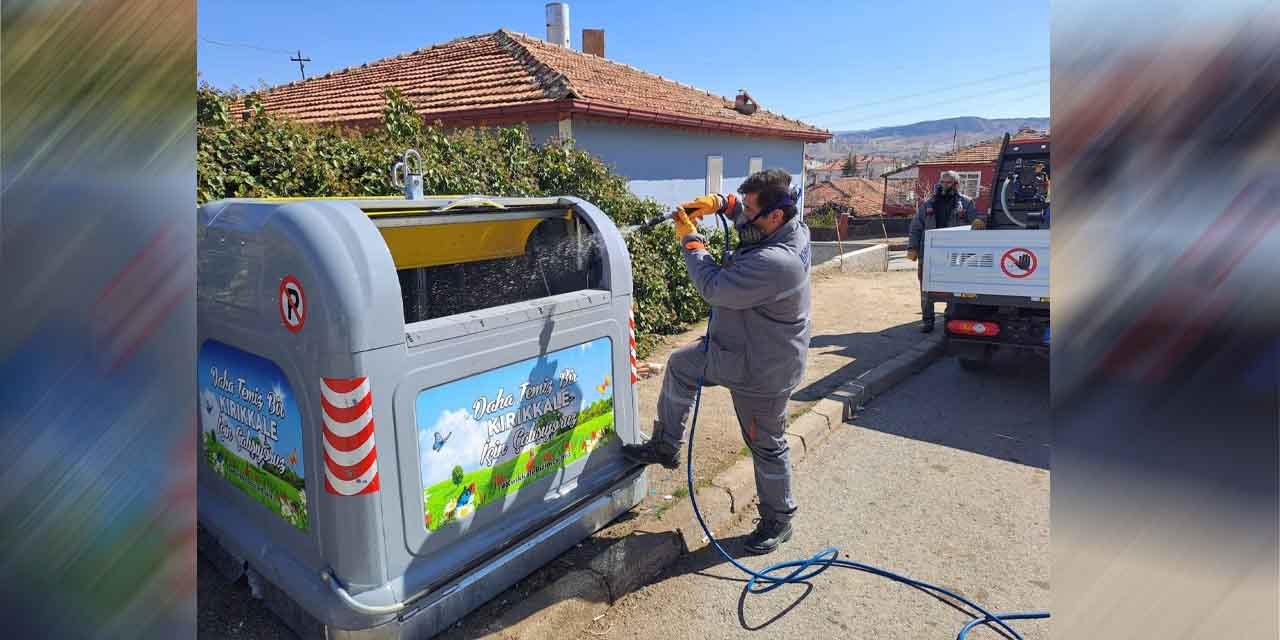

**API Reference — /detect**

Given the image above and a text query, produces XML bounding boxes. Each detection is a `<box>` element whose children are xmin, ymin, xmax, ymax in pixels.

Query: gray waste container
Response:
<box><xmin>197</xmin><ymin>194</ymin><xmax>646</xmax><ymax>639</ymax></box>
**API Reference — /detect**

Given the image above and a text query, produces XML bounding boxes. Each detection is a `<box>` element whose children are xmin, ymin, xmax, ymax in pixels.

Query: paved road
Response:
<box><xmin>590</xmin><ymin>350</ymin><xmax>1050</xmax><ymax>640</ymax></box>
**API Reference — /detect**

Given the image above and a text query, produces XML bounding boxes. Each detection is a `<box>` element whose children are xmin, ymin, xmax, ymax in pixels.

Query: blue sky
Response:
<box><xmin>415</xmin><ymin>336</ymin><xmax>614</xmax><ymax>487</ymax></box>
<box><xmin>197</xmin><ymin>1</ymin><xmax>1048</xmax><ymax>132</ymax></box>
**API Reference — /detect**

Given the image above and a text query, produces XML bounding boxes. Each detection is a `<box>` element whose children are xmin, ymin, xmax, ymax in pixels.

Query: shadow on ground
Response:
<box><xmin>791</xmin><ymin>319</ymin><xmax>923</xmax><ymax>403</ymax></box>
<box><xmin>852</xmin><ymin>348</ymin><xmax>1051</xmax><ymax>469</ymax></box>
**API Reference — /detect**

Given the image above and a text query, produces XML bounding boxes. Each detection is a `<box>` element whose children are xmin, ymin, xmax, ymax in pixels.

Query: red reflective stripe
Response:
<box><xmin>322</xmin><ymin>377</ymin><xmax>367</xmax><ymax>394</ymax></box>
<box><xmin>321</xmin><ymin>391</ymin><xmax>373</xmax><ymax>423</ymax></box>
<box><xmin>324</xmin><ymin>446</ymin><xmax>378</xmax><ymax>480</ymax></box>
<box><xmin>323</xmin><ymin>419</ymin><xmax>376</xmax><ymax>452</ymax></box>
<box><xmin>326</xmin><ymin>474</ymin><xmax>380</xmax><ymax>496</ymax></box>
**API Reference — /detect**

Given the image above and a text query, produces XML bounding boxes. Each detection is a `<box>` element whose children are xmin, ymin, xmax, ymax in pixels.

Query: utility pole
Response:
<box><xmin>290</xmin><ymin>50</ymin><xmax>311</xmax><ymax>80</ymax></box>
<box><xmin>953</xmin><ymin>126</ymin><xmax>958</xmax><ymax>151</ymax></box>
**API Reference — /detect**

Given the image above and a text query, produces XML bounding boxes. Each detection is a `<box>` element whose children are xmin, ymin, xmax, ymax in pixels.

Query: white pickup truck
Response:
<box><xmin>921</xmin><ymin>131</ymin><xmax>1050</xmax><ymax>370</ymax></box>
<box><xmin>921</xmin><ymin>225</ymin><xmax>1049</xmax><ymax>369</ymax></box>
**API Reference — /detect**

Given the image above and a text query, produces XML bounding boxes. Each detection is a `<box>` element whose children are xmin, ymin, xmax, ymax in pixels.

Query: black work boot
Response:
<box><xmin>744</xmin><ymin>518</ymin><xmax>793</xmax><ymax>555</ymax></box>
<box><xmin>921</xmin><ymin>318</ymin><xmax>935</xmax><ymax>333</ymax></box>
<box><xmin>621</xmin><ymin>439</ymin><xmax>680</xmax><ymax>470</ymax></box>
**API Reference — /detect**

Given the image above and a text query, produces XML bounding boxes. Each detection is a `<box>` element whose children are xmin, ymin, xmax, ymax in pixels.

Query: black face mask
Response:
<box><xmin>939</xmin><ymin>183</ymin><xmax>957</xmax><ymax>196</ymax></box>
<box><xmin>734</xmin><ymin>209</ymin><xmax>769</xmax><ymax>245</ymax></box>
<box><xmin>736</xmin><ymin>190</ymin><xmax>797</xmax><ymax>246</ymax></box>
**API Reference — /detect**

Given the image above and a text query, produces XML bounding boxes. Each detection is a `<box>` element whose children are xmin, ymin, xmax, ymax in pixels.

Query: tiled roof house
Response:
<box><xmin>881</xmin><ymin>137</ymin><xmax>1004</xmax><ymax>215</ymax></box>
<box><xmin>238</xmin><ymin>27</ymin><xmax>830</xmax><ymax>210</ymax></box>
<box><xmin>804</xmin><ymin>177</ymin><xmax>886</xmax><ymax>217</ymax></box>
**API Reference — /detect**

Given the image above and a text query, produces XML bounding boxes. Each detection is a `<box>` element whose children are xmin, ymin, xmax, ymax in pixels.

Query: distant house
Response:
<box><xmin>804</xmin><ymin>177</ymin><xmax>885</xmax><ymax>217</ymax></box>
<box><xmin>810</xmin><ymin>158</ymin><xmax>846</xmax><ymax>183</ymax></box>
<box><xmin>879</xmin><ymin>128</ymin><xmax>1050</xmax><ymax>216</ymax></box>
<box><xmin>879</xmin><ymin>163</ymin><xmax>921</xmax><ymax>217</ymax></box>
<box><xmin>809</xmin><ymin>155</ymin><xmax>897</xmax><ymax>185</ymax></box>
<box><xmin>880</xmin><ymin>138</ymin><xmax>1004</xmax><ymax>216</ymax></box>
<box><xmin>234</xmin><ymin>24</ymin><xmax>830</xmax><ymax>211</ymax></box>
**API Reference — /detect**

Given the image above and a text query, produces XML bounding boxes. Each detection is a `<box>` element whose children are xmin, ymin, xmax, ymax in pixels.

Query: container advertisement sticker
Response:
<box><xmin>416</xmin><ymin>337</ymin><xmax>616</xmax><ymax>531</ymax></box>
<box><xmin>199</xmin><ymin>340</ymin><xmax>308</xmax><ymax>530</ymax></box>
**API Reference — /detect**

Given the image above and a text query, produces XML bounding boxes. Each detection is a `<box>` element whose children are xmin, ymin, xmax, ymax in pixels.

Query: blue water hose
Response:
<box><xmin>680</xmin><ymin>218</ymin><xmax>1049</xmax><ymax>638</ymax></box>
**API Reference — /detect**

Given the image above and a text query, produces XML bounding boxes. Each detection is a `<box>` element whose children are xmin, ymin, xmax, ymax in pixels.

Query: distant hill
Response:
<box><xmin>808</xmin><ymin>116</ymin><xmax>1049</xmax><ymax>162</ymax></box>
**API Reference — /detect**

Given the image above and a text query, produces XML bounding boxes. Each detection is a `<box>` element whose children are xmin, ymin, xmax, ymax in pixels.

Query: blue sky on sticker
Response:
<box><xmin>198</xmin><ymin>340</ymin><xmax>306</xmax><ymax>476</ymax></box>
<box><xmin>416</xmin><ymin>336</ymin><xmax>615</xmax><ymax>487</ymax></box>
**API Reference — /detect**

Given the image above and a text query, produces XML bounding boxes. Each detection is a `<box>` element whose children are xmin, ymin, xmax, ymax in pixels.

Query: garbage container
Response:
<box><xmin>197</xmin><ymin>192</ymin><xmax>646</xmax><ymax>639</ymax></box>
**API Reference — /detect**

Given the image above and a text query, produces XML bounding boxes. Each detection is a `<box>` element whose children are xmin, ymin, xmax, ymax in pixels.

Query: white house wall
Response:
<box><xmin>528</xmin><ymin>118</ymin><xmax>807</xmax><ymax>214</ymax></box>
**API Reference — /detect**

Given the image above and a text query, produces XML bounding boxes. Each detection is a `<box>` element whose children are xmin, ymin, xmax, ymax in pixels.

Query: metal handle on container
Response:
<box><xmin>391</xmin><ymin>149</ymin><xmax>425</xmax><ymax>200</ymax></box>
<box><xmin>322</xmin><ymin>569</ymin><xmax>407</xmax><ymax>616</ymax></box>
<box><xmin>439</xmin><ymin>196</ymin><xmax>507</xmax><ymax>211</ymax></box>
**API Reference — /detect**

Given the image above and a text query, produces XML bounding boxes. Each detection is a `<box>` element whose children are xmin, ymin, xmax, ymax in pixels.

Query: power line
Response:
<box><xmin>818</xmin><ymin>80</ymin><xmax>1050</xmax><ymax>131</ymax></box>
<box><xmin>199</xmin><ymin>35</ymin><xmax>296</xmax><ymax>55</ymax></box>
<box><xmin>798</xmin><ymin>65</ymin><xmax>1049</xmax><ymax>120</ymax></box>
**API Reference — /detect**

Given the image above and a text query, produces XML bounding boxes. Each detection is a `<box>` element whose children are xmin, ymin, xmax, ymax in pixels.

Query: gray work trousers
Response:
<box><xmin>652</xmin><ymin>339</ymin><xmax>798</xmax><ymax>524</ymax></box>
<box><xmin>917</xmin><ymin>256</ymin><xmax>935</xmax><ymax>322</ymax></box>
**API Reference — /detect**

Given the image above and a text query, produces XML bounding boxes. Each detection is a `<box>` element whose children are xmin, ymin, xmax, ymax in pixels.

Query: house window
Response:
<box><xmin>956</xmin><ymin>171</ymin><xmax>982</xmax><ymax>199</ymax></box>
<box><xmin>748</xmin><ymin>156</ymin><xmax>763</xmax><ymax>175</ymax></box>
<box><xmin>706</xmin><ymin>156</ymin><xmax>723</xmax><ymax>195</ymax></box>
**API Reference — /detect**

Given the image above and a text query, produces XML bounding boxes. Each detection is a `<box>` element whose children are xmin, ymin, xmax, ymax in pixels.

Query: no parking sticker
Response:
<box><xmin>1000</xmin><ymin>248</ymin><xmax>1038</xmax><ymax>279</ymax></box>
<box><xmin>279</xmin><ymin>275</ymin><xmax>306</xmax><ymax>333</ymax></box>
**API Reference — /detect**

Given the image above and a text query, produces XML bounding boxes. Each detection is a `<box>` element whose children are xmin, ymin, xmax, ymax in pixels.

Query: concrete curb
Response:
<box><xmin>480</xmin><ymin>332</ymin><xmax>946</xmax><ymax>639</ymax></box>
<box><xmin>811</xmin><ymin>243</ymin><xmax>888</xmax><ymax>275</ymax></box>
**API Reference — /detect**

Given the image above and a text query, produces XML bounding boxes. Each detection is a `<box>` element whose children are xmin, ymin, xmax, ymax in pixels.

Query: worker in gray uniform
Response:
<box><xmin>907</xmin><ymin>170</ymin><xmax>985</xmax><ymax>332</ymax></box>
<box><xmin>623</xmin><ymin>168</ymin><xmax>811</xmax><ymax>555</ymax></box>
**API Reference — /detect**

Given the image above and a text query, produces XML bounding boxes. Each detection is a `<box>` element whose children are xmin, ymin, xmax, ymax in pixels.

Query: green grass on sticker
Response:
<box><xmin>204</xmin><ymin>439</ymin><xmax>308</xmax><ymax>530</ymax></box>
<box><xmin>422</xmin><ymin>411</ymin><xmax>616</xmax><ymax>531</ymax></box>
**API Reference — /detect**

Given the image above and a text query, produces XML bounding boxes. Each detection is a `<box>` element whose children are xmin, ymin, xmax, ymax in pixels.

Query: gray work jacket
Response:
<box><xmin>681</xmin><ymin>216</ymin><xmax>812</xmax><ymax>397</ymax></box>
<box><xmin>909</xmin><ymin>192</ymin><xmax>981</xmax><ymax>252</ymax></box>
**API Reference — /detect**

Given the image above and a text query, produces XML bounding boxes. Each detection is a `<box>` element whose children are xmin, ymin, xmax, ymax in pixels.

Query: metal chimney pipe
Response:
<box><xmin>545</xmin><ymin>3</ymin><xmax>570</xmax><ymax>48</ymax></box>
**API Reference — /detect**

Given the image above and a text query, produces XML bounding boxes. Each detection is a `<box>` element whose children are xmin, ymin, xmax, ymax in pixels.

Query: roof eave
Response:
<box><xmin>567</xmin><ymin>99</ymin><xmax>830</xmax><ymax>142</ymax></box>
<box><xmin>916</xmin><ymin>158</ymin><xmax>999</xmax><ymax>167</ymax></box>
<box><xmin>236</xmin><ymin>99</ymin><xmax>832</xmax><ymax>143</ymax></box>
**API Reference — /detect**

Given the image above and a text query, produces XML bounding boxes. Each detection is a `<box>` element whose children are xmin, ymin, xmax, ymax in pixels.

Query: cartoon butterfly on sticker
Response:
<box><xmin>596</xmin><ymin>374</ymin><xmax>611</xmax><ymax>394</ymax></box>
<box><xmin>432</xmin><ymin>431</ymin><xmax>453</xmax><ymax>452</ymax></box>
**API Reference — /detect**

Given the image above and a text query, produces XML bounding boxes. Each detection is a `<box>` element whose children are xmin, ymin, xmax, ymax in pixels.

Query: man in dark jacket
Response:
<box><xmin>907</xmin><ymin>171</ymin><xmax>984</xmax><ymax>332</ymax></box>
<box><xmin>622</xmin><ymin>169</ymin><xmax>811</xmax><ymax>555</ymax></box>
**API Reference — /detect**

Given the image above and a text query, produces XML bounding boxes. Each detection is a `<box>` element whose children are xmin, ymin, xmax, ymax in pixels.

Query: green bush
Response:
<box><xmin>197</xmin><ymin>85</ymin><xmax>726</xmax><ymax>356</ymax></box>
<box><xmin>805</xmin><ymin>202</ymin><xmax>848</xmax><ymax>228</ymax></box>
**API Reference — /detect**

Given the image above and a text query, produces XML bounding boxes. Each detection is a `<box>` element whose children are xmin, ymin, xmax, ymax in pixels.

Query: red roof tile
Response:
<box><xmin>804</xmin><ymin>177</ymin><xmax>885</xmax><ymax>216</ymax></box>
<box><xmin>1010</xmin><ymin>128</ymin><xmax>1050</xmax><ymax>144</ymax></box>
<box><xmin>234</xmin><ymin>30</ymin><xmax>829</xmax><ymax>141</ymax></box>
<box><xmin>917</xmin><ymin>138</ymin><xmax>1003</xmax><ymax>166</ymax></box>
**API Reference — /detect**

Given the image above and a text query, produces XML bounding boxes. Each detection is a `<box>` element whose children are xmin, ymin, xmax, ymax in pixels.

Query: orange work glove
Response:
<box><xmin>672</xmin><ymin>209</ymin><xmax>697</xmax><ymax>241</ymax></box>
<box><xmin>677</xmin><ymin>194</ymin><xmax>729</xmax><ymax>220</ymax></box>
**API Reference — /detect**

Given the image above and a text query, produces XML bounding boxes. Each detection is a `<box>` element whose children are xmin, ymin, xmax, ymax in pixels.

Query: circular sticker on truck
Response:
<box><xmin>1000</xmin><ymin>248</ymin><xmax>1038</xmax><ymax>279</ymax></box>
<box><xmin>278</xmin><ymin>275</ymin><xmax>306</xmax><ymax>333</ymax></box>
